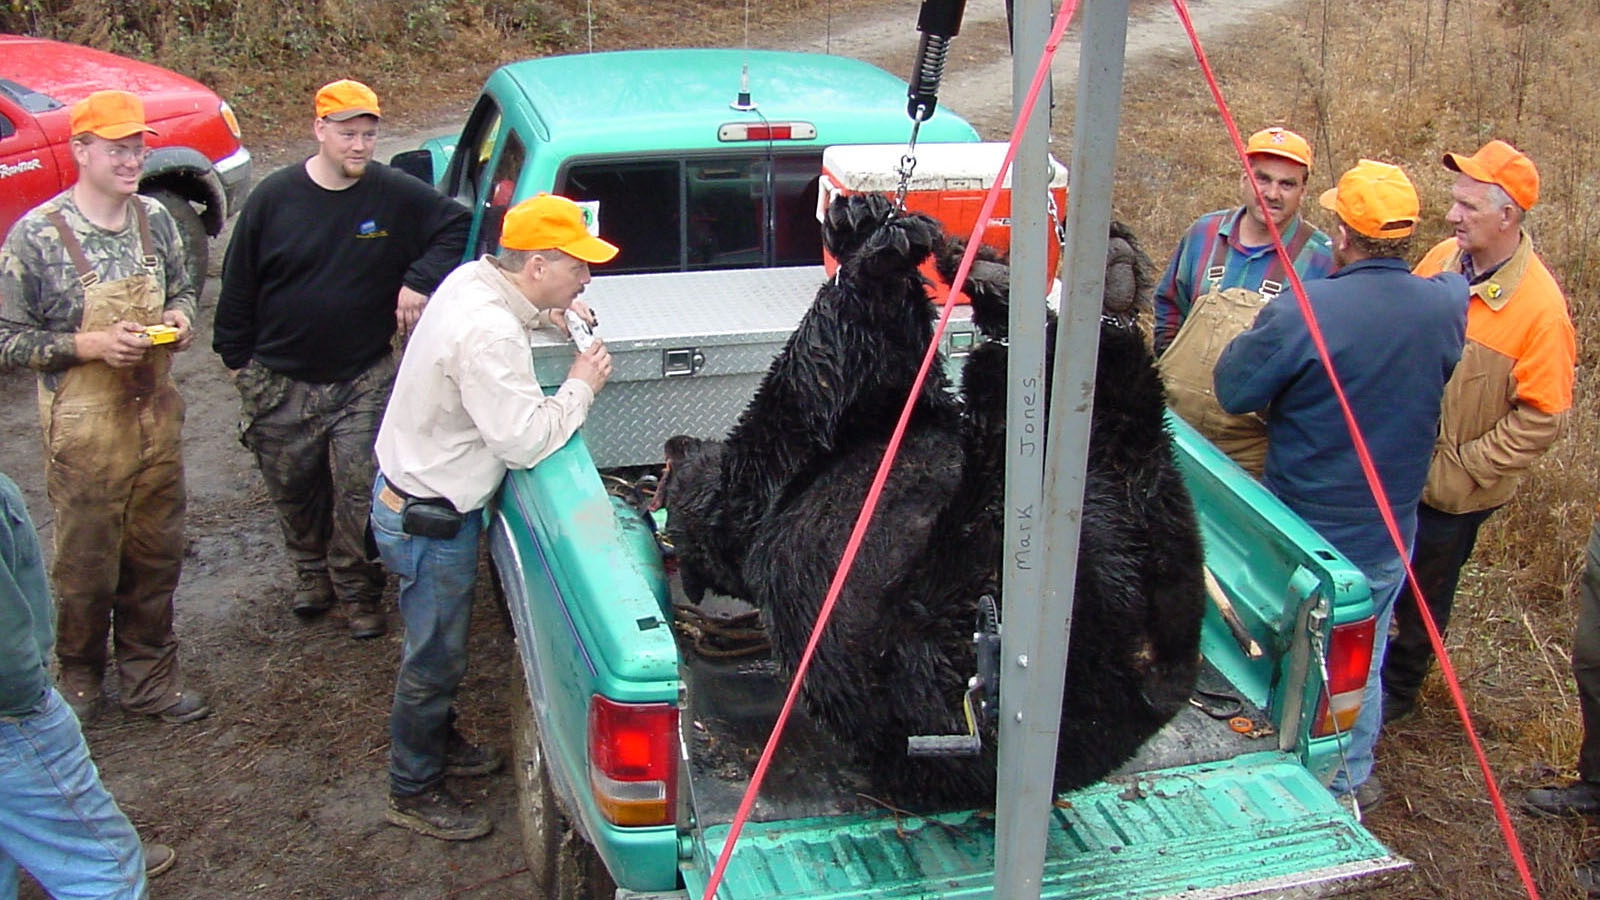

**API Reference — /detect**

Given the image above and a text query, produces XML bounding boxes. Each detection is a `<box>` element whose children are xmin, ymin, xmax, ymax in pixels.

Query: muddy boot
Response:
<box><xmin>291</xmin><ymin>570</ymin><xmax>336</xmax><ymax>620</ymax></box>
<box><xmin>134</xmin><ymin>689</ymin><xmax>212</xmax><ymax>725</ymax></box>
<box><xmin>386</xmin><ymin>785</ymin><xmax>492</xmax><ymax>841</ymax></box>
<box><xmin>61</xmin><ymin>684</ymin><xmax>104</xmax><ymax>726</ymax></box>
<box><xmin>445</xmin><ymin>727</ymin><xmax>504</xmax><ymax>777</ymax></box>
<box><xmin>348</xmin><ymin>601</ymin><xmax>387</xmax><ymax>640</ymax></box>
<box><xmin>144</xmin><ymin>842</ymin><xmax>176</xmax><ymax>879</ymax></box>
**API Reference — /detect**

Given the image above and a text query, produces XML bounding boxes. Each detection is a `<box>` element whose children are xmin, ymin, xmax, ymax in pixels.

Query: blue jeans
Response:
<box><xmin>1328</xmin><ymin>549</ymin><xmax>1405</xmax><ymax>796</ymax></box>
<box><xmin>1279</xmin><ymin>497</ymin><xmax>1414</xmax><ymax>796</ymax></box>
<box><xmin>0</xmin><ymin>688</ymin><xmax>145</xmax><ymax>900</ymax></box>
<box><xmin>369</xmin><ymin>477</ymin><xmax>483</xmax><ymax>796</ymax></box>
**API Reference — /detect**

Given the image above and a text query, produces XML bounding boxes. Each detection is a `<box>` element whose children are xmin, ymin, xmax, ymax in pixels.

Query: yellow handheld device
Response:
<box><xmin>143</xmin><ymin>325</ymin><xmax>180</xmax><ymax>345</ymax></box>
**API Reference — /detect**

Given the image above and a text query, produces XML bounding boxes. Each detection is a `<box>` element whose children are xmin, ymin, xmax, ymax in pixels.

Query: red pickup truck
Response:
<box><xmin>0</xmin><ymin>33</ymin><xmax>252</xmax><ymax>285</ymax></box>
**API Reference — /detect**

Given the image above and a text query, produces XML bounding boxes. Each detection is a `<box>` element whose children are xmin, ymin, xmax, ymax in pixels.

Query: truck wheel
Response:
<box><xmin>510</xmin><ymin>675</ymin><xmax>561</xmax><ymax>896</ymax></box>
<box><xmin>146</xmin><ymin>188</ymin><xmax>209</xmax><ymax>291</ymax></box>
<box><xmin>510</xmin><ymin>676</ymin><xmax>617</xmax><ymax>899</ymax></box>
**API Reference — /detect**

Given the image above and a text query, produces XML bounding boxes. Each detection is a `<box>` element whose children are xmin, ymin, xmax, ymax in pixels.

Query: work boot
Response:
<box><xmin>137</xmin><ymin>690</ymin><xmax>212</xmax><ymax>725</ymax></box>
<box><xmin>347</xmin><ymin>602</ymin><xmax>387</xmax><ymax>640</ymax></box>
<box><xmin>144</xmin><ymin>842</ymin><xmax>176</xmax><ymax>879</ymax></box>
<box><xmin>62</xmin><ymin>687</ymin><xmax>103</xmax><ymax>726</ymax></box>
<box><xmin>1575</xmin><ymin>857</ymin><xmax>1600</xmax><ymax>897</ymax></box>
<box><xmin>445</xmin><ymin>728</ymin><xmax>504</xmax><ymax>777</ymax></box>
<box><xmin>386</xmin><ymin>786</ymin><xmax>492</xmax><ymax>841</ymax></box>
<box><xmin>291</xmin><ymin>571</ymin><xmax>336</xmax><ymax>619</ymax></box>
<box><xmin>1334</xmin><ymin>776</ymin><xmax>1385</xmax><ymax>817</ymax></box>
<box><xmin>1524</xmin><ymin>781</ymin><xmax>1600</xmax><ymax>817</ymax></box>
<box><xmin>1381</xmin><ymin>693</ymin><xmax>1415</xmax><ymax>724</ymax></box>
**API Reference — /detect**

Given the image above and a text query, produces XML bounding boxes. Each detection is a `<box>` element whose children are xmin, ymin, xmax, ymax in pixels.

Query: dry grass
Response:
<box><xmin>1103</xmin><ymin>0</ymin><xmax>1600</xmax><ymax>896</ymax></box>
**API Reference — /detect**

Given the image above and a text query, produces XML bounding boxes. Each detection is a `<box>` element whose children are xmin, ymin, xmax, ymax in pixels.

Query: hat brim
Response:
<box><xmin>563</xmin><ymin>233</ymin><xmax>620</xmax><ymax>264</ymax></box>
<box><xmin>86</xmin><ymin>122</ymin><xmax>159</xmax><ymax>140</ymax></box>
<box><xmin>1246</xmin><ymin>148</ymin><xmax>1311</xmax><ymax>168</ymax></box>
<box><xmin>323</xmin><ymin>109</ymin><xmax>381</xmax><ymax>122</ymax></box>
<box><xmin>1318</xmin><ymin>187</ymin><xmax>1339</xmax><ymax>211</ymax></box>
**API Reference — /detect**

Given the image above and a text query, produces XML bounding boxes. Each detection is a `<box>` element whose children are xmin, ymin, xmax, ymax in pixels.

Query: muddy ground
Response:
<box><xmin>4</xmin><ymin>1</ymin><xmax>1440</xmax><ymax>898</ymax></box>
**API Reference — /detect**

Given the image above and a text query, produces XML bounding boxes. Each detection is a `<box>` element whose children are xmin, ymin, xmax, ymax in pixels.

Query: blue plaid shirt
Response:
<box><xmin>1153</xmin><ymin>207</ymin><xmax>1333</xmax><ymax>354</ymax></box>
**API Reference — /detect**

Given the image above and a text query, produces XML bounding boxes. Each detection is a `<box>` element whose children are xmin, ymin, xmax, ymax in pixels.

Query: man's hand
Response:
<box><xmin>550</xmin><ymin>300</ymin><xmax>597</xmax><ymax>337</ymax></box>
<box><xmin>162</xmin><ymin>309</ymin><xmax>194</xmax><ymax>351</ymax></box>
<box><xmin>396</xmin><ymin>286</ymin><xmax>429</xmax><ymax>336</ymax></box>
<box><xmin>75</xmin><ymin>321</ymin><xmax>150</xmax><ymax>369</ymax></box>
<box><xmin>568</xmin><ymin>340</ymin><xmax>613</xmax><ymax>395</ymax></box>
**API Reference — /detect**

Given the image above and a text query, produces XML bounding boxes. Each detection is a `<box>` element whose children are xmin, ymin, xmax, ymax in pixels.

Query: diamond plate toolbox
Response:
<box><xmin>527</xmin><ymin>265</ymin><xmax>978</xmax><ymax>469</ymax></box>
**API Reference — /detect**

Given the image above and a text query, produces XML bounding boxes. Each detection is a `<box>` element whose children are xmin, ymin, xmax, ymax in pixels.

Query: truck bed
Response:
<box><xmin>679</xmin><ymin>599</ymin><xmax>1277</xmax><ymax>828</ymax></box>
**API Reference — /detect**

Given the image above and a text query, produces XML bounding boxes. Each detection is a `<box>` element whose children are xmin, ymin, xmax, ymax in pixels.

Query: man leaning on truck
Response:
<box><xmin>371</xmin><ymin>194</ymin><xmax>615</xmax><ymax>840</ymax></box>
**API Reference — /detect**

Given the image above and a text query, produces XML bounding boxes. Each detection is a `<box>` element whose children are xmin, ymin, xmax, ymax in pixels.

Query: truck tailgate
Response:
<box><xmin>685</xmin><ymin>750</ymin><xmax>1405</xmax><ymax>899</ymax></box>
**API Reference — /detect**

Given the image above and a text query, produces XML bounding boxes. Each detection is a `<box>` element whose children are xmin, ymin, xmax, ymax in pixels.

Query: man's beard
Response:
<box><xmin>343</xmin><ymin>159</ymin><xmax>369</xmax><ymax>179</ymax></box>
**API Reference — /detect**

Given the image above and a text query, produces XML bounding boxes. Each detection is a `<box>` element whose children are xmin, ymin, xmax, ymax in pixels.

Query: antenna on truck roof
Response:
<box><xmin>731</xmin><ymin>0</ymin><xmax>757</xmax><ymax>110</ymax></box>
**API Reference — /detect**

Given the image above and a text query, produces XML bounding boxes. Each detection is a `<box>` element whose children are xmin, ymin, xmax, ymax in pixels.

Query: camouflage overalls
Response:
<box><xmin>0</xmin><ymin>192</ymin><xmax>197</xmax><ymax>713</ymax></box>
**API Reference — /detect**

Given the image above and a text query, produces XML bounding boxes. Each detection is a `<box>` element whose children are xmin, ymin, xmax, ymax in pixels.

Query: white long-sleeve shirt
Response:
<box><xmin>376</xmin><ymin>256</ymin><xmax>593</xmax><ymax>512</ymax></box>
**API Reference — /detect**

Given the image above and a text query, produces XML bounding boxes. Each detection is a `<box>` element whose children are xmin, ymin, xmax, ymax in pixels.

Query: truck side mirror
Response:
<box><xmin>390</xmin><ymin>149</ymin><xmax>434</xmax><ymax>185</ymax></box>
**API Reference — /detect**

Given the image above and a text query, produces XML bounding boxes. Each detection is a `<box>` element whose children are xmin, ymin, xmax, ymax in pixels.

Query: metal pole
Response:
<box><xmin>993</xmin><ymin>0</ymin><xmax>1129</xmax><ymax>895</ymax></box>
<box><xmin>992</xmin><ymin>0</ymin><xmax>1052</xmax><ymax>891</ymax></box>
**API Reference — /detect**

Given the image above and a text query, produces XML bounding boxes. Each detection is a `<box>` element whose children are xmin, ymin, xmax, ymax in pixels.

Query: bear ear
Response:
<box><xmin>663</xmin><ymin>435</ymin><xmax>702</xmax><ymax>464</ymax></box>
<box><xmin>822</xmin><ymin>192</ymin><xmax>897</xmax><ymax>262</ymax></box>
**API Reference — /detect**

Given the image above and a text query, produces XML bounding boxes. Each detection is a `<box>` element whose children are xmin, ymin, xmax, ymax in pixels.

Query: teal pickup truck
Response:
<box><xmin>397</xmin><ymin>49</ymin><xmax>1406</xmax><ymax>899</ymax></box>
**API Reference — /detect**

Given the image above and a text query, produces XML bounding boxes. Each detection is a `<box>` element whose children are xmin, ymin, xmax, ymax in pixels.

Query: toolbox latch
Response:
<box><xmin>662</xmin><ymin>348</ymin><xmax>706</xmax><ymax>378</ymax></box>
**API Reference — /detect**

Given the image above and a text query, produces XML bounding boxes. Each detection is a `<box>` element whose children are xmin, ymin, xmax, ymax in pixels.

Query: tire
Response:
<box><xmin>510</xmin><ymin>673</ymin><xmax>561</xmax><ymax>896</ymax></box>
<box><xmin>146</xmin><ymin>188</ymin><xmax>209</xmax><ymax>292</ymax></box>
<box><xmin>510</xmin><ymin>673</ymin><xmax>615</xmax><ymax>899</ymax></box>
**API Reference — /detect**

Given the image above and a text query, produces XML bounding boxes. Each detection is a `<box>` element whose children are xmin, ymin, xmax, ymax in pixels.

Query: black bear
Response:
<box><xmin>660</xmin><ymin>193</ymin><xmax>1205</xmax><ymax>805</ymax></box>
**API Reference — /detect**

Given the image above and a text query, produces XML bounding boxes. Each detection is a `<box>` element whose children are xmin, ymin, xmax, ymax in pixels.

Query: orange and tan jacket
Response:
<box><xmin>1414</xmin><ymin>231</ymin><xmax>1576</xmax><ymax>514</ymax></box>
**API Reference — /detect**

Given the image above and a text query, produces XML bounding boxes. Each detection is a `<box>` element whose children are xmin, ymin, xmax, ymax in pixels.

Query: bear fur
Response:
<box><xmin>660</xmin><ymin>193</ymin><xmax>1205</xmax><ymax>805</ymax></box>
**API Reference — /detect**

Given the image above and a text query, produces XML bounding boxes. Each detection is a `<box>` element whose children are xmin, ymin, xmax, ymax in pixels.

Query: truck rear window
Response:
<box><xmin>561</xmin><ymin>154</ymin><xmax>822</xmax><ymax>274</ymax></box>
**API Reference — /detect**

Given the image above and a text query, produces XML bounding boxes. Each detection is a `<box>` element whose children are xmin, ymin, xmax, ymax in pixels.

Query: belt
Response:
<box><xmin>378</xmin><ymin>474</ymin><xmax>409</xmax><ymax>514</ymax></box>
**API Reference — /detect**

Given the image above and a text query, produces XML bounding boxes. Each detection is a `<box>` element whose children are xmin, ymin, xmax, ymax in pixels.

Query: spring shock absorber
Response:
<box><xmin>906</xmin><ymin>0</ymin><xmax>969</xmax><ymax>122</ymax></box>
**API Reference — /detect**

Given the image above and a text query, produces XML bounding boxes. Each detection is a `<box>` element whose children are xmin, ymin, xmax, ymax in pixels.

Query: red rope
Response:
<box><xmin>1169</xmin><ymin>1</ymin><xmax>1539</xmax><ymax>896</ymax></box>
<box><xmin>696</xmin><ymin>3</ymin><xmax>1080</xmax><ymax>896</ymax></box>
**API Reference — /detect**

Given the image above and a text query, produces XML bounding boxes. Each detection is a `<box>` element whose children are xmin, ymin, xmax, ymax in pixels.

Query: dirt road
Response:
<box><xmin>5</xmin><ymin>2</ymin><xmax>1306</xmax><ymax>897</ymax></box>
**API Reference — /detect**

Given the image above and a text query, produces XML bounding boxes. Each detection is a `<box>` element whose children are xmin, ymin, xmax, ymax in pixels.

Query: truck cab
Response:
<box><xmin>398</xmin><ymin>49</ymin><xmax>979</xmax><ymax>274</ymax></box>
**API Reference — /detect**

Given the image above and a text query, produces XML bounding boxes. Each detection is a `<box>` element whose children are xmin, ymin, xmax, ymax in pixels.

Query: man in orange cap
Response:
<box><xmin>0</xmin><ymin>89</ymin><xmax>210</xmax><ymax>728</ymax></box>
<box><xmin>215</xmin><ymin>79</ymin><xmax>469</xmax><ymax>639</ymax></box>
<box><xmin>1382</xmin><ymin>140</ymin><xmax>1577</xmax><ymax>724</ymax></box>
<box><xmin>1215</xmin><ymin>159</ymin><xmax>1468</xmax><ymax>810</ymax></box>
<box><xmin>1155</xmin><ymin>126</ymin><xmax>1336</xmax><ymax>476</ymax></box>
<box><xmin>371</xmin><ymin>193</ymin><xmax>614</xmax><ymax>840</ymax></box>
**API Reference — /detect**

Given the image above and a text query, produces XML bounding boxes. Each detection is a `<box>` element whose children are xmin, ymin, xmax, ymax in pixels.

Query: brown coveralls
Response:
<box><xmin>40</xmin><ymin>204</ymin><xmax>187</xmax><ymax>714</ymax></box>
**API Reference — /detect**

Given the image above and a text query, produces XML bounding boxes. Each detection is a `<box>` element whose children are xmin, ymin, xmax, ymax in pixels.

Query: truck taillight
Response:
<box><xmin>589</xmin><ymin>696</ymin><xmax>678</xmax><ymax>827</ymax></box>
<box><xmin>1312</xmin><ymin>616</ymin><xmax>1376</xmax><ymax>738</ymax></box>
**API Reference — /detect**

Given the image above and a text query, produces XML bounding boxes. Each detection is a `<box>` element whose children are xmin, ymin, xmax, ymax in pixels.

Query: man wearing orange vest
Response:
<box><xmin>1381</xmin><ymin>140</ymin><xmax>1577</xmax><ymax>721</ymax></box>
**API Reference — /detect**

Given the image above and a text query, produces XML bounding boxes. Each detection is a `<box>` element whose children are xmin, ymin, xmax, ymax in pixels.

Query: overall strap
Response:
<box><xmin>43</xmin><ymin>209</ymin><xmax>98</xmax><ymax>289</ymax></box>
<box><xmin>1259</xmin><ymin>220</ymin><xmax>1315</xmax><ymax>298</ymax></box>
<box><xmin>1198</xmin><ymin>214</ymin><xmax>1234</xmax><ymax>293</ymax></box>
<box><xmin>131</xmin><ymin>199</ymin><xmax>160</xmax><ymax>273</ymax></box>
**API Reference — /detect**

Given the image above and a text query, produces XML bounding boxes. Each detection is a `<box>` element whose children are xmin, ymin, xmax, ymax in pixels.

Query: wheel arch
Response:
<box><xmin>140</xmin><ymin>147</ymin><xmax>226</xmax><ymax>235</ymax></box>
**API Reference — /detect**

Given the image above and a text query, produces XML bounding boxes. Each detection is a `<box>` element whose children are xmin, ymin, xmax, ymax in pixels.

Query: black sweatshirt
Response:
<box><xmin>214</xmin><ymin>160</ymin><xmax>470</xmax><ymax>382</ymax></box>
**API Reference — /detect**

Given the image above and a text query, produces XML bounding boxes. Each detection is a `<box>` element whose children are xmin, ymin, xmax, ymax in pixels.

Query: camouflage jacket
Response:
<box><xmin>0</xmin><ymin>190</ymin><xmax>198</xmax><ymax>380</ymax></box>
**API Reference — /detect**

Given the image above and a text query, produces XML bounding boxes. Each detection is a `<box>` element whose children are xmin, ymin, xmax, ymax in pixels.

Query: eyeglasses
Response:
<box><xmin>90</xmin><ymin>143</ymin><xmax>151</xmax><ymax>165</ymax></box>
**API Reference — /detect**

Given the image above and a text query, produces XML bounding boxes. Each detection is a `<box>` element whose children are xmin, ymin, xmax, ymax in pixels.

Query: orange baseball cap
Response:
<box><xmin>69</xmin><ymin>90</ymin><xmax>158</xmax><ymax>140</ymax></box>
<box><xmin>314</xmin><ymin>79</ymin><xmax>381</xmax><ymax>121</ymax></box>
<box><xmin>1318</xmin><ymin>159</ymin><xmax>1419</xmax><ymax>239</ymax></box>
<box><xmin>501</xmin><ymin>194</ymin><xmax>619</xmax><ymax>263</ymax></box>
<box><xmin>1443</xmin><ymin>139</ymin><xmax>1538</xmax><ymax>210</ymax></box>
<box><xmin>1245</xmin><ymin>126</ymin><xmax>1312</xmax><ymax>169</ymax></box>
